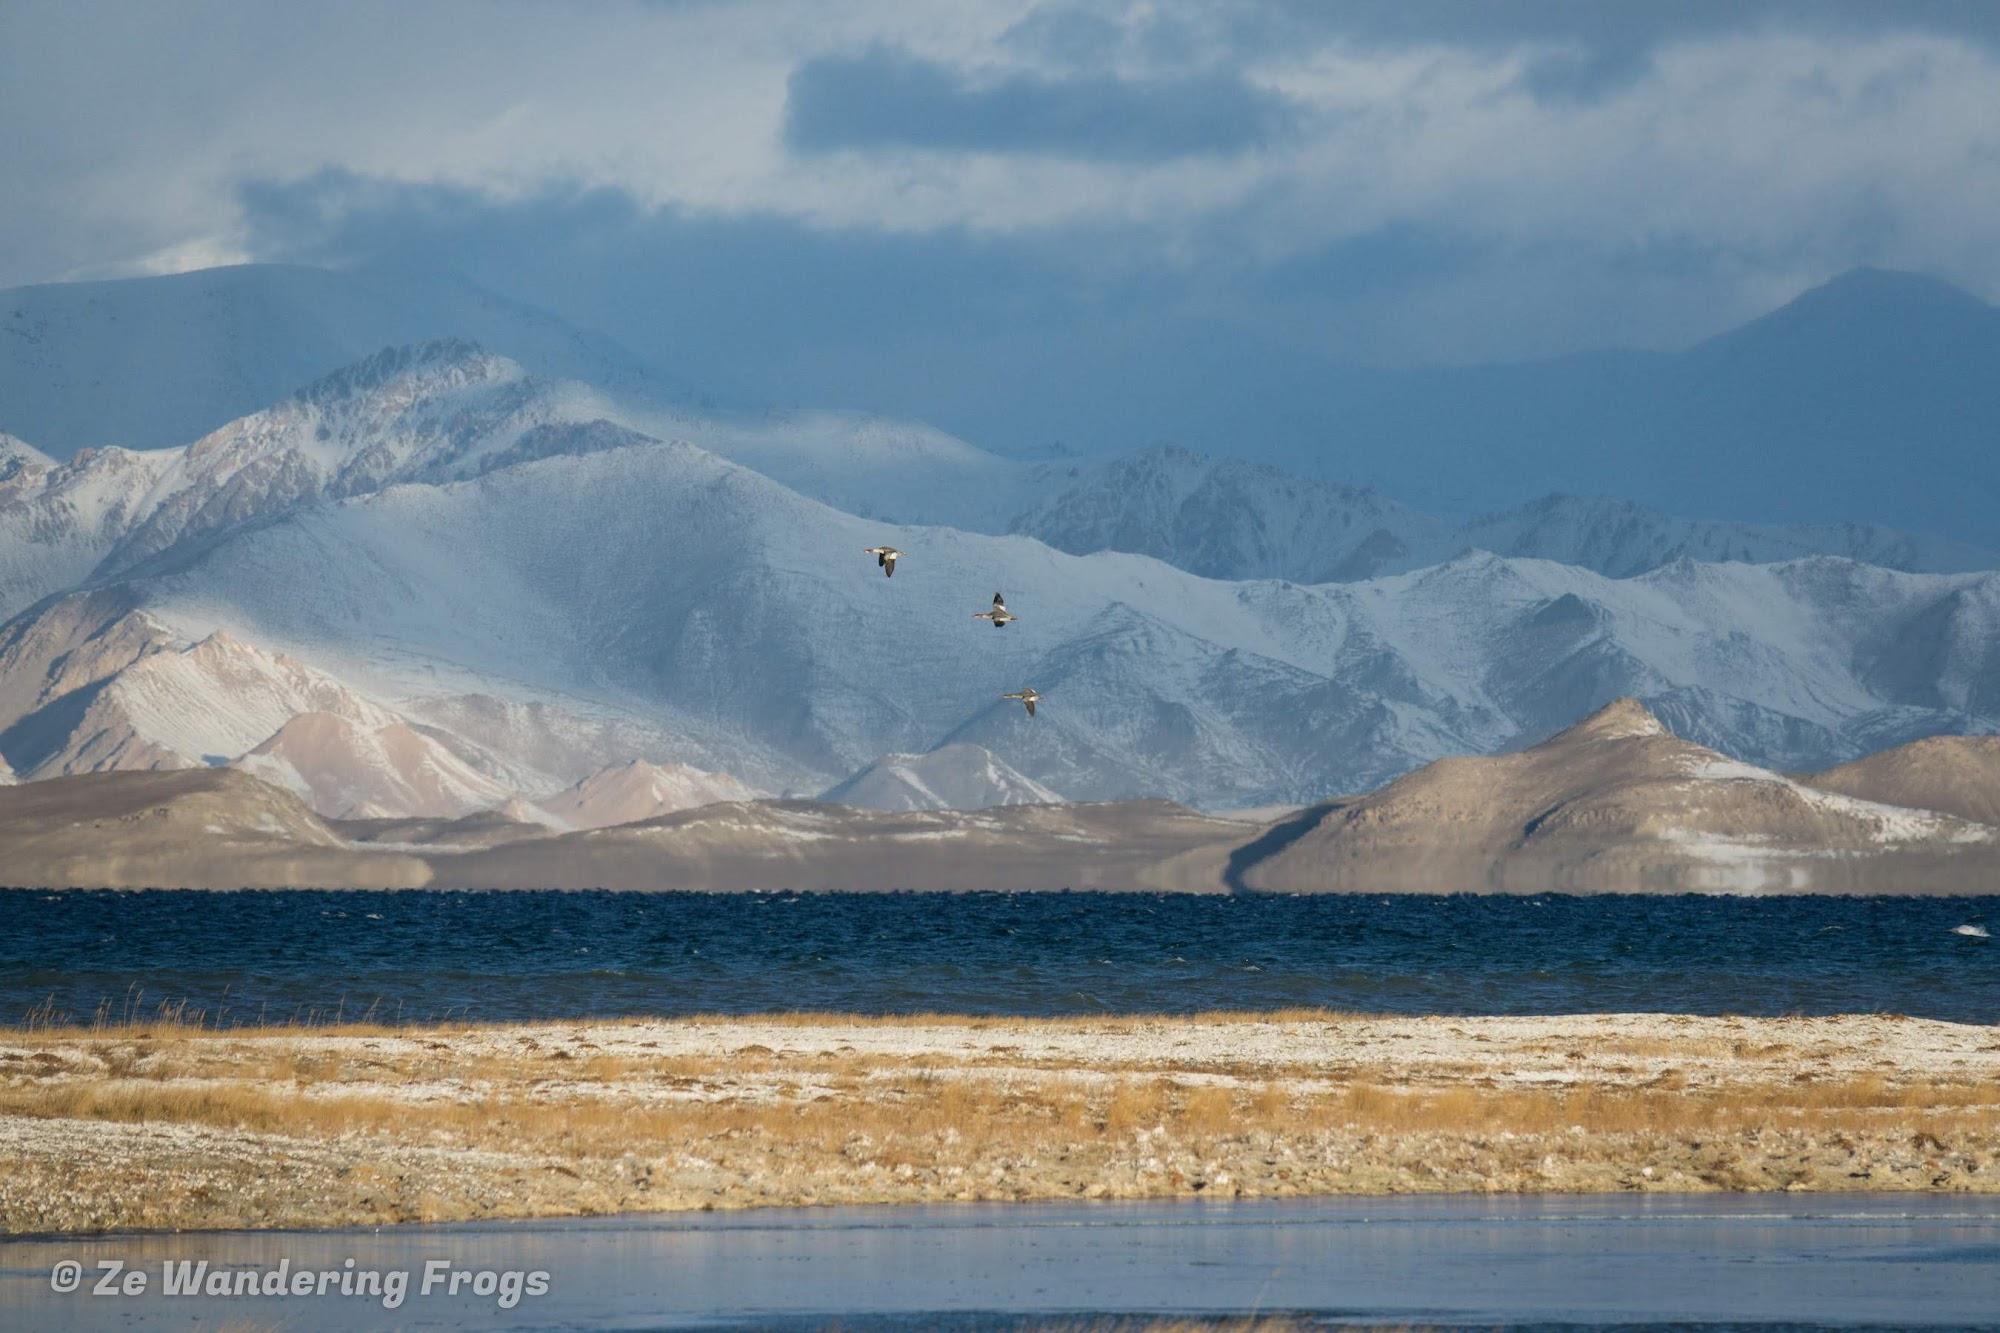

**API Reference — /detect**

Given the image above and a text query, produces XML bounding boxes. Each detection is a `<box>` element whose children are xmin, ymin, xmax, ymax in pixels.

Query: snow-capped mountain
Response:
<box><xmin>0</xmin><ymin>341</ymin><xmax>660</xmax><ymax>619</ymax></box>
<box><xmin>0</xmin><ymin>438</ymin><xmax>178</xmax><ymax>618</ymax></box>
<box><xmin>0</xmin><ymin>600</ymin><xmax>521</xmax><ymax>815</ymax></box>
<box><xmin>1456</xmin><ymin>494</ymin><xmax>2000</xmax><ymax>579</ymax></box>
<box><xmin>1010</xmin><ymin>446</ymin><xmax>1448</xmax><ymax>583</ymax></box>
<box><xmin>7</xmin><ymin>396</ymin><xmax>1992</xmax><ymax>809</ymax></box>
<box><xmin>1</xmin><ymin>329</ymin><xmax>1997</xmax><ymax>817</ymax></box>
<box><xmin>1014</xmin><ymin>446</ymin><xmax>2000</xmax><ymax>584</ymax></box>
<box><xmin>822</xmin><ymin>743</ymin><xmax>1063</xmax><ymax>811</ymax></box>
<box><xmin>0</xmin><ymin>263</ymin><xmax>668</xmax><ymax>456</ymax></box>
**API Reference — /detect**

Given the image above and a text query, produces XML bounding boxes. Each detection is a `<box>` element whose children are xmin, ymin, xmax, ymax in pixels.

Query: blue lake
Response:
<box><xmin>2</xmin><ymin>889</ymin><xmax>1994</xmax><ymax>1025</ymax></box>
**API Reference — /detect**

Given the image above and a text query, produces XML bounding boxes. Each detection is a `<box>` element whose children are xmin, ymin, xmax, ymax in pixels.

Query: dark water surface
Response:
<box><xmin>3</xmin><ymin>889</ymin><xmax>1994</xmax><ymax>1025</ymax></box>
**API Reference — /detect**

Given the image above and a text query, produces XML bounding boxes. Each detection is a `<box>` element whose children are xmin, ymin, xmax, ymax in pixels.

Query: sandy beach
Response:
<box><xmin>4</xmin><ymin>1011</ymin><xmax>1998</xmax><ymax>1235</ymax></box>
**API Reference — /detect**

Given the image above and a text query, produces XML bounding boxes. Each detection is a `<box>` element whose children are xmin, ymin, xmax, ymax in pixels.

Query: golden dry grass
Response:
<box><xmin>8</xmin><ymin>1014</ymin><xmax>1998</xmax><ymax>1234</ymax></box>
<box><xmin>6</xmin><ymin>1032</ymin><xmax>1996</xmax><ymax>1168</ymax></box>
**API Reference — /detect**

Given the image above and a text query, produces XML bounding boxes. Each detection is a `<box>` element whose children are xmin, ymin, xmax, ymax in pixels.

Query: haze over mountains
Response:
<box><xmin>0</xmin><ymin>263</ymin><xmax>1995</xmax><ymax>823</ymax></box>
<box><xmin>1172</xmin><ymin>268</ymin><xmax>2000</xmax><ymax>549</ymax></box>
<box><xmin>9</xmin><ymin>263</ymin><xmax>2000</xmax><ymax>546</ymax></box>
<box><xmin>0</xmin><ymin>264</ymin><xmax>669</xmax><ymax>454</ymax></box>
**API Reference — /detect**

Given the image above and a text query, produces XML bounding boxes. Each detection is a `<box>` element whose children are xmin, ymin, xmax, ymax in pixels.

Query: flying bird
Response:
<box><xmin>973</xmin><ymin>592</ymin><xmax>1017</xmax><ymax>627</ymax></box>
<box><xmin>863</xmin><ymin>546</ymin><xmax>901</xmax><ymax>577</ymax></box>
<box><xmin>1002</xmin><ymin>687</ymin><xmax>1042</xmax><ymax>717</ymax></box>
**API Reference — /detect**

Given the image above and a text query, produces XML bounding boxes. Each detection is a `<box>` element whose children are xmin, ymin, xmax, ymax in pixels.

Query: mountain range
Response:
<box><xmin>4</xmin><ymin>699</ymin><xmax>1992</xmax><ymax>893</ymax></box>
<box><xmin>1054</xmin><ymin>268</ymin><xmax>2000</xmax><ymax>549</ymax></box>
<box><xmin>0</xmin><ymin>265</ymin><xmax>1995</xmax><ymax>822</ymax></box>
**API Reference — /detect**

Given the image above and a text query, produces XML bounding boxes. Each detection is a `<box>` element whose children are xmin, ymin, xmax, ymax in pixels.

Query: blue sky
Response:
<box><xmin>5</xmin><ymin>0</ymin><xmax>1999</xmax><ymax>451</ymax></box>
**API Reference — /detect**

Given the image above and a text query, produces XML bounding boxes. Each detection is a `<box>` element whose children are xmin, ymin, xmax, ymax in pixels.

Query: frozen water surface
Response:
<box><xmin>3</xmin><ymin>1194</ymin><xmax>1996</xmax><ymax>1331</ymax></box>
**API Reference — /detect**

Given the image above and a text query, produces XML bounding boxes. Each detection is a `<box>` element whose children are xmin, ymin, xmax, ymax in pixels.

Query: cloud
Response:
<box><xmin>8</xmin><ymin>0</ymin><xmax>2000</xmax><ymax>452</ymax></box>
<box><xmin>784</xmin><ymin>47</ymin><xmax>1298</xmax><ymax>160</ymax></box>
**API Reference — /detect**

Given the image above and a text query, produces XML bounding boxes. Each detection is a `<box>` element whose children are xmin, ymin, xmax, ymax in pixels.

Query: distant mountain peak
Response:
<box><xmin>1556</xmin><ymin>696</ymin><xmax>1669</xmax><ymax>743</ymax></box>
<box><xmin>823</xmin><ymin>742</ymin><xmax>1062</xmax><ymax>812</ymax></box>
<box><xmin>1805</xmin><ymin>266</ymin><xmax>1989</xmax><ymax>312</ymax></box>
<box><xmin>534</xmin><ymin>757</ymin><xmax>758</xmax><ymax>830</ymax></box>
<box><xmin>290</xmin><ymin>338</ymin><xmax>514</xmax><ymax>406</ymax></box>
<box><xmin>0</xmin><ymin>431</ymin><xmax>53</xmax><ymax>481</ymax></box>
<box><xmin>1719</xmin><ymin>267</ymin><xmax>1995</xmax><ymax>348</ymax></box>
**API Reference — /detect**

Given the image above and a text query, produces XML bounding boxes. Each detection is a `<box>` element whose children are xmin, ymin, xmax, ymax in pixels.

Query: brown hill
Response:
<box><xmin>1236</xmin><ymin>698</ymin><xmax>1999</xmax><ymax>894</ymax></box>
<box><xmin>0</xmin><ymin>768</ymin><xmax>429</xmax><ymax>889</ymax></box>
<box><xmin>1800</xmin><ymin>735</ymin><xmax>2000</xmax><ymax>828</ymax></box>
<box><xmin>430</xmin><ymin>798</ymin><xmax>1242</xmax><ymax>893</ymax></box>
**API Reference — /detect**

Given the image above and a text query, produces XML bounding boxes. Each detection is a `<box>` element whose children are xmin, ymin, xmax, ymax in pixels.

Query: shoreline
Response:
<box><xmin>5</xmin><ymin>1011</ymin><xmax>1998</xmax><ymax>1236</ymax></box>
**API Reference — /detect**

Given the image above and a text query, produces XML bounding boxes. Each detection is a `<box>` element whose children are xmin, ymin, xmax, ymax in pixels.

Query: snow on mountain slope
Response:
<box><xmin>1</xmin><ymin>262</ymin><xmax>1052</xmax><ymax>537</ymax></box>
<box><xmin>661</xmin><ymin>408</ymin><xmax>1077</xmax><ymax>533</ymax></box>
<box><xmin>3</xmin><ymin>341</ymin><xmax>1997</xmax><ymax>811</ymax></box>
<box><xmin>0</xmin><ymin>602</ymin><xmax>530</xmax><ymax>817</ymax></box>
<box><xmin>1010</xmin><ymin>446</ymin><xmax>1447</xmax><ymax>582</ymax></box>
<box><xmin>1015</xmin><ymin>446</ymin><xmax>2000</xmax><ymax>584</ymax></box>
<box><xmin>0</xmin><ymin>263</ymin><xmax>668</xmax><ymax>456</ymax></box>
<box><xmin>822</xmin><ymin>742</ymin><xmax>1063</xmax><ymax>811</ymax></box>
<box><xmin>0</xmin><ymin>442</ymin><xmax>177</xmax><ymax>619</ymax></box>
<box><xmin>235</xmin><ymin>711</ymin><xmax>515</xmax><ymax>819</ymax></box>
<box><xmin>0</xmin><ymin>433</ymin><xmax>53</xmax><ymax>470</ymax></box>
<box><xmin>101</xmin><ymin>340</ymin><xmax>658</xmax><ymax>577</ymax></box>
<box><xmin>62</xmin><ymin>425</ymin><xmax>1994</xmax><ymax>808</ymax></box>
<box><xmin>1458</xmin><ymin>495</ymin><xmax>2000</xmax><ymax>580</ymax></box>
<box><xmin>532</xmin><ymin>758</ymin><xmax>758</xmax><ymax>830</ymax></box>
<box><xmin>0</xmin><ymin>341</ymin><xmax>660</xmax><ymax>618</ymax></box>
<box><xmin>82</xmin><ymin>628</ymin><xmax>404</xmax><ymax>766</ymax></box>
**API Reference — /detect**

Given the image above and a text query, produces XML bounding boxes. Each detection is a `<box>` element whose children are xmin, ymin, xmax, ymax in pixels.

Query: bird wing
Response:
<box><xmin>876</xmin><ymin>551</ymin><xmax>887</xmax><ymax>567</ymax></box>
<box><xmin>992</xmin><ymin>593</ymin><xmax>1005</xmax><ymax>609</ymax></box>
<box><xmin>884</xmin><ymin>553</ymin><xmax>896</xmax><ymax>576</ymax></box>
<box><xmin>1025</xmin><ymin>699</ymin><xmax>1036</xmax><ymax>717</ymax></box>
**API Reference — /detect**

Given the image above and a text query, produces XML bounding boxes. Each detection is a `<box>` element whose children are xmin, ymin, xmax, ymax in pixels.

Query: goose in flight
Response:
<box><xmin>1002</xmin><ymin>687</ymin><xmax>1042</xmax><ymax>717</ymax></box>
<box><xmin>863</xmin><ymin>546</ymin><xmax>902</xmax><ymax>577</ymax></box>
<box><xmin>973</xmin><ymin>592</ymin><xmax>1018</xmax><ymax>627</ymax></box>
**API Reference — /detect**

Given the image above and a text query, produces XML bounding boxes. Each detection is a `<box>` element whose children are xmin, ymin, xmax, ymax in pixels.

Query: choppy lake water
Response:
<box><xmin>2</xmin><ymin>889</ymin><xmax>1994</xmax><ymax>1025</ymax></box>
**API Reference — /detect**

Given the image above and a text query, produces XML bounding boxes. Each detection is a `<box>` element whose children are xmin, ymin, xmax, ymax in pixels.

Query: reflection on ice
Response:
<box><xmin>4</xmin><ymin>1194</ymin><xmax>1996</xmax><ymax>1331</ymax></box>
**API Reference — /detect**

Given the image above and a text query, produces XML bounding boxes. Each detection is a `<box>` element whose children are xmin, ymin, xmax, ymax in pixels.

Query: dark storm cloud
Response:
<box><xmin>784</xmin><ymin>47</ymin><xmax>1298</xmax><ymax>160</ymax></box>
<box><xmin>233</xmin><ymin>171</ymin><xmax>1750</xmax><ymax>465</ymax></box>
<box><xmin>10</xmin><ymin>0</ymin><xmax>2000</xmax><ymax>459</ymax></box>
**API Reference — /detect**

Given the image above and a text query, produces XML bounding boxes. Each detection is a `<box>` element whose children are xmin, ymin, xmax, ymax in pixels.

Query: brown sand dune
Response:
<box><xmin>1801</xmin><ymin>734</ymin><xmax>2000</xmax><ymax>828</ymax></box>
<box><xmin>0</xmin><ymin>768</ymin><xmax>430</xmax><ymax>889</ymax></box>
<box><xmin>1238</xmin><ymin>698</ymin><xmax>2000</xmax><ymax>893</ymax></box>
<box><xmin>532</xmin><ymin>757</ymin><xmax>759</xmax><ymax>830</ymax></box>
<box><xmin>428</xmin><ymin>797</ymin><xmax>1243</xmax><ymax>892</ymax></box>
